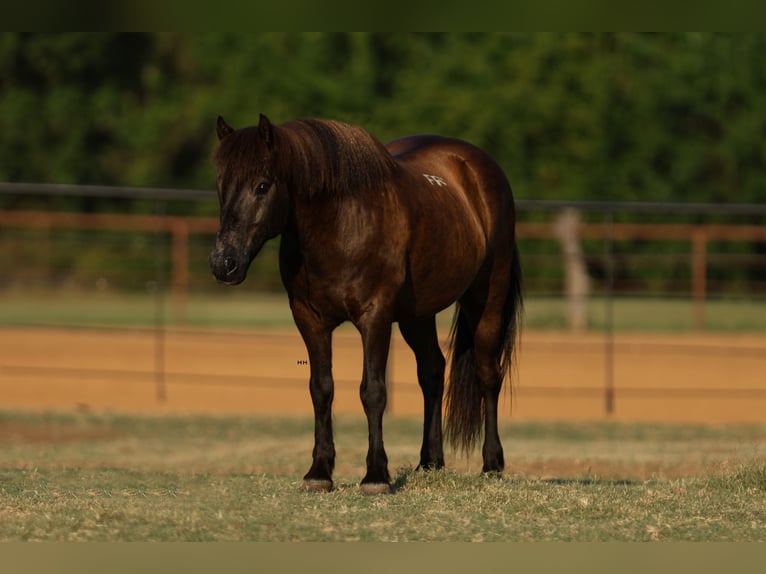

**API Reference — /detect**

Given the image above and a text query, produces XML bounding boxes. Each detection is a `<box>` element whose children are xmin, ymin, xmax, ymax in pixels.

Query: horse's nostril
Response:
<box><xmin>223</xmin><ymin>256</ymin><xmax>239</xmax><ymax>276</ymax></box>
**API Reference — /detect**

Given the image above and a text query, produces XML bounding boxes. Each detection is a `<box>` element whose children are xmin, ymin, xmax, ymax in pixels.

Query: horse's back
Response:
<box><xmin>387</xmin><ymin>134</ymin><xmax>491</xmax><ymax>169</ymax></box>
<box><xmin>388</xmin><ymin>134</ymin><xmax>512</xmax><ymax>202</ymax></box>
<box><xmin>387</xmin><ymin>134</ymin><xmax>514</xmax><ymax>239</ymax></box>
<box><xmin>383</xmin><ymin>134</ymin><xmax>515</xmax><ymax>318</ymax></box>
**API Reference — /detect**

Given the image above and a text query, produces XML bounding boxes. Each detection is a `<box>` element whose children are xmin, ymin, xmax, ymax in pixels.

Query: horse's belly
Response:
<box><xmin>402</xmin><ymin>242</ymin><xmax>486</xmax><ymax>317</ymax></box>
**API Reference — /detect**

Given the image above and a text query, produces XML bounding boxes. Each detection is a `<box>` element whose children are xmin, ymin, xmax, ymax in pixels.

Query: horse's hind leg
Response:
<box><xmin>461</xmin><ymin>261</ymin><xmax>512</xmax><ymax>473</ymax></box>
<box><xmin>472</xmin><ymin>309</ymin><xmax>506</xmax><ymax>473</ymax></box>
<box><xmin>399</xmin><ymin>316</ymin><xmax>446</xmax><ymax>469</ymax></box>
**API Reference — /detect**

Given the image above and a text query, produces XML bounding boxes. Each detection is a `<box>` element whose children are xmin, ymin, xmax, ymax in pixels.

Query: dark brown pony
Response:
<box><xmin>209</xmin><ymin>114</ymin><xmax>522</xmax><ymax>494</ymax></box>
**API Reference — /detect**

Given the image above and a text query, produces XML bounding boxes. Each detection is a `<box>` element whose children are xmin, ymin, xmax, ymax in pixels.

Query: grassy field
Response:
<box><xmin>2</xmin><ymin>290</ymin><xmax>766</xmax><ymax>332</ymax></box>
<box><xmin>1</xmin><ymin>410</ymin><xmax>764</xmax><ymax>541</ymax></box>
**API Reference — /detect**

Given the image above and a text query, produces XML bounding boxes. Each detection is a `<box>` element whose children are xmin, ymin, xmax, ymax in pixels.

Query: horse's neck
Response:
<box><xmin>289</xmin><ymin>194</ymin><xmax>338</xmax><ymax>242</ymax></box>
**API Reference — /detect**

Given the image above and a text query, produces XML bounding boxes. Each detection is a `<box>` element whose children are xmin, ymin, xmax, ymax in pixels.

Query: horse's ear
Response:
<box><xmin>258</xmin><ymin>113</ymin><xmax>274</xmax><ymax>150</ymax></box>
<box><xmin>217</xmin><ymin>116</ymin><xmax>234</xmax><ymax>140</ymax></box>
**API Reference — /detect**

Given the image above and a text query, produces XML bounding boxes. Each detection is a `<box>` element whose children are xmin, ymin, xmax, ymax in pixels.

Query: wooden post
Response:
<box><xmin>603</xmin><ymin>214</ymin><xmax>615</xmax><ymax>416</ymax></box>
<box><xmin>691</xmin><ymin>228</ymin><xmax>707</xmax><ymax>331</ymax></box>
<box><xmin>153</xmin><ymin>217</ymin><xmax>167</xmax><ymax>403</ymax></box>
<box><xmin>171</xmin><ymin>219</ymin><xmax>189</xmax><ymax>325</ymax></box>
<box><xmin>553</xmin><ymin>208</ymin><xmax>590</xmax><ymax>332</ymax></box>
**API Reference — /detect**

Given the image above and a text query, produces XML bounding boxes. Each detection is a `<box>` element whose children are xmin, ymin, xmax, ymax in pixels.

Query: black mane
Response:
<box><xmin>214</xmin><ymin>118</ymin><xmax>398</xmax><ymax>198</ymax></box>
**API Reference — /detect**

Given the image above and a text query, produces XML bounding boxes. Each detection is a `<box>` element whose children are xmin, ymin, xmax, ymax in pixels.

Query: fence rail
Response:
<box><xmin>2</xmin><ymin>208</ymin><xmax>764</xmax><ymax>329</ymax></box>
<box><xmin>3</xmin><ymin>180</ymin><xmax>766</xmax><ymax>214</ymax></box>
<box><xmin>1</xmin><ymin>183</ymin><xmax>765</xmax><ymax>420</ymax></box>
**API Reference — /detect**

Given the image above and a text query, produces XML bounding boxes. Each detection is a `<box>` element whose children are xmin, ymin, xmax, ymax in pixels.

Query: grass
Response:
<box><xmin>0</xmin><ymin>290</ymin><xmax>294</xmax><ymax>329</ymax></box>
<box><xmin>1</xmin><ymin>290</ymin><xmax>765</xmax><ymax>332</ymax></box>
<box><xmin>1</xmin><ymin>410</ymin><xmax>765</xmax><ymax>541</ymax></box>
<box><xmin>526</xmin><ymin>295</ymin><xmax>766</xmax><ymax>332</ymax></box>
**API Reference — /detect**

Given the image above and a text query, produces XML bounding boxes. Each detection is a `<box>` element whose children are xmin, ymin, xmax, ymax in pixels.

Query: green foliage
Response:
<box><xmin>3</xmin><ymin>34</ymin><xmax>765</xmax><ymax>304</ymax></box>
<box><xmin>2</xmin><ymin>33</ymin><xmax>766</xmax><ymax>205</ymax></box>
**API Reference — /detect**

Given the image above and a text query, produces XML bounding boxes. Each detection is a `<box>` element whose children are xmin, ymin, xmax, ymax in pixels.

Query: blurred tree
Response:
<box><xmin>1</xmin><ymin>33</ymin><xmax>765</xmax><ymax>207</ymax></box>
<box><xmin>0</xmin><ymin>34</ymin><xmax>152</xmax><ymax>184</ymax></box>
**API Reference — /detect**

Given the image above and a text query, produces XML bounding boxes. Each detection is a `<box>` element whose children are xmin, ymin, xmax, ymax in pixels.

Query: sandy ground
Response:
<box><xmin>1</xmin><ymin>326</ymin><xmax>765</xmax><ymax>424</ymax></box>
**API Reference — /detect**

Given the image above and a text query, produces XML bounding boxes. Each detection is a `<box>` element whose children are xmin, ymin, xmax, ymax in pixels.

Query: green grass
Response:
<box><xmin>0</xmin><ymin>291</ymin><xmax>294</xmax><ymax>329</ymax></box>
<box><xmin>525</xmin><ymin>296</ymin><xmax>766</xmax><ymax>332</ymax></box>
<box><xmin>1</xmin><ymin>411</ymin><xmax>764</xmax><ymax>541</ymax></box>
<box><xmin>1</xmin><ymin>290</ymin><xmax>765</xmax><ymax>331</ymax></box>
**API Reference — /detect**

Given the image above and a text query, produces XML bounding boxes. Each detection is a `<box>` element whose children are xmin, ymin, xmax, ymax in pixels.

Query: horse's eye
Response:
<box><xmin>253</xmin><ymin>181</ymin><xmax>271</xmax><ymax>196</ymax></box>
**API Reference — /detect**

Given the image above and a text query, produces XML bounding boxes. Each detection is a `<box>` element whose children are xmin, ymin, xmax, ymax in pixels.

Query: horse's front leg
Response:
<box><xmin>358</xmin><ymin>314</ymin><xmax>393</xmax><ymax>494</ymax></box>
<box><xmin>292</xmin><ymin>302</ymin><xmax>336</xmax><ymax>492</ymax></box>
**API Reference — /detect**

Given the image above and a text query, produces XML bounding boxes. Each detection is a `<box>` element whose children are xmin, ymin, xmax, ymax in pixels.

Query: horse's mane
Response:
<box><xmin>214</xmin><ymin>118</ymin><xmax>398</xmax><ymax>199</ymax></box>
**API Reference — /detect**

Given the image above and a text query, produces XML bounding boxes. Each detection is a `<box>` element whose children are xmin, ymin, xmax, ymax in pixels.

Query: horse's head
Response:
<box><xmin>209</xmin><ymin>114</ymin><xmax>290</xmax><ymax>285</ymax></box>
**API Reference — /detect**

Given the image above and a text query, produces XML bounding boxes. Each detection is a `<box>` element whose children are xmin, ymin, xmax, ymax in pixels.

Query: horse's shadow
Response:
<box><xmin>389</xmin><ymin>467</ymin><xmax>641</xmax><ymax>492</ymax></box>
<box><xmin>390</xmin><ymin>468</ymin><xmax>415</xmax><ymax>493</ymax></box>
<box><xmin>538</xmin><ymin>477</ymin><xmax>640</xmax><ymax>486</ymax></box>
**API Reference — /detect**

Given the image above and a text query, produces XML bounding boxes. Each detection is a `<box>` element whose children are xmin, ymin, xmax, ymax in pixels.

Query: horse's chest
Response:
<box><xmin>284</xmin><ymin>244</ymin><xmax>405</xmax><ymax>313</ymax></box>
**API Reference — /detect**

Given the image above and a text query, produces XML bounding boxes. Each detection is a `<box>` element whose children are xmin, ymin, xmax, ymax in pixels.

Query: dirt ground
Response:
<box><xmin>1</xmin><ymin>326</ymin><xmax>765</xmax><ymax>424</ymax></box>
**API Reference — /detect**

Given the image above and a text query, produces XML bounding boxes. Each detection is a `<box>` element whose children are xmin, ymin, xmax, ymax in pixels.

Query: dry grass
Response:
<box><xmin>1</xmin><ymin>410</ymin><xmax>765</xmax><ymax>541</ymax></box>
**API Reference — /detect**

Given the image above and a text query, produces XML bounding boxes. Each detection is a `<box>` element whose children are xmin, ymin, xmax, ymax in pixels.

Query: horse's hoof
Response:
<box><xmin>302</xmin><ymin>478</ymin><xmax>333</xmax><ymax>492</ymax></box>
<box><xmin>360</xmin><ymin>482</ymin><xmax>390</xmax><ymax>495</ymax></box>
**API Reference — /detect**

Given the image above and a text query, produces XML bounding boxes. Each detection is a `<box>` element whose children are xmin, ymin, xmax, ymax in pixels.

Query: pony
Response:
<box><xmin>209</xmin><ymin>114</ymin><xmax>522</xmax><ymax>494</ymax></box>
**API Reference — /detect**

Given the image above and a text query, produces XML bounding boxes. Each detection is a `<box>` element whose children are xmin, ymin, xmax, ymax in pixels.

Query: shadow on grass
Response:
<box><xmin>390</xmin><ymin>466</ymin><xmax>643</xmax><ymax>493</ymax></box>
<box><xmin>391</xmin><ymin>467</ymin><xmax>415</xmax><ymax>493</ymax></box>
<box><xmin>539</xmin><ymin>477</ymin><xmax>641</xmax><ymax>486</ymax></box>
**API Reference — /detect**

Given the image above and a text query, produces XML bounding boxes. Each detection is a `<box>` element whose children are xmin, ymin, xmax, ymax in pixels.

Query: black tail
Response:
<box><xmin>445</xmin><ymin>243</ymin><xmax>523</xmax><ymax>453</ymax></box>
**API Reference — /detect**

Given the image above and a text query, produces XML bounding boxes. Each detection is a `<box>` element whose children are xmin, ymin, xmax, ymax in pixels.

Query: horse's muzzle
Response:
<box><xmin>209</xmin><ymin>247</ymin><xmax>248</xmax><ymax>285</ymax></box>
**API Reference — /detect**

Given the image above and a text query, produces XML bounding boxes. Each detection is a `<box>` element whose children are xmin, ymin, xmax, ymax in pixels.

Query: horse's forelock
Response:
<box><xmin>213</xmin><ymin>127</ymin><xmax>274</xmax><ymax>185</ymax></box>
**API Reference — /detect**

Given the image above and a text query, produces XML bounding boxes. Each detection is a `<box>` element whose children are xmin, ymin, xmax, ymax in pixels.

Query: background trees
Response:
<box><xmin>1</xmin><ymin>33</ymin><xmax>765</xmax><ymax>207</ymax></box>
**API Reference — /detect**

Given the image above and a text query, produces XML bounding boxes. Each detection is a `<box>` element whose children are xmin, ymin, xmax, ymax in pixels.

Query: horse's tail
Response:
<box><xmin>445</xmin><ymin>242</ymin><xmax>523</xmax><ymax>453</ymax></box>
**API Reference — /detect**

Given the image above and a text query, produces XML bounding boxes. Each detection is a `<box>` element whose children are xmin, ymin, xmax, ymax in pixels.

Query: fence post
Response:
<box><xmin>691</xmin><ymin>228</ymin><xmax>707</xmax><ymax>330</ymax></box>
<box><xmin>171</xmin><ymin>218</ymin><xmax>189</xmax><ymax>325</ymax></box>
<box><xmin>153</xmin><ymin>208</ymin><xmax>167</xmax><ymax>403</ymax></box>
<box><xmin>553</xmin><ymin>208</ymin><xmax>590</xmax><ymax>332</ymax></box>
<box><xmin>603</xmin><ymin>213</ymin><xmax>615</xmax><ymax>416</ymax></box>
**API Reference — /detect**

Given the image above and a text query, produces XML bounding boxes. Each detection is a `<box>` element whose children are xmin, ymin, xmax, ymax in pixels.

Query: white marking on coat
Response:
<box><xmin>423</xmin><ymin>173</ymin><xmax>448</xmax><ymax>187</ymax></box>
